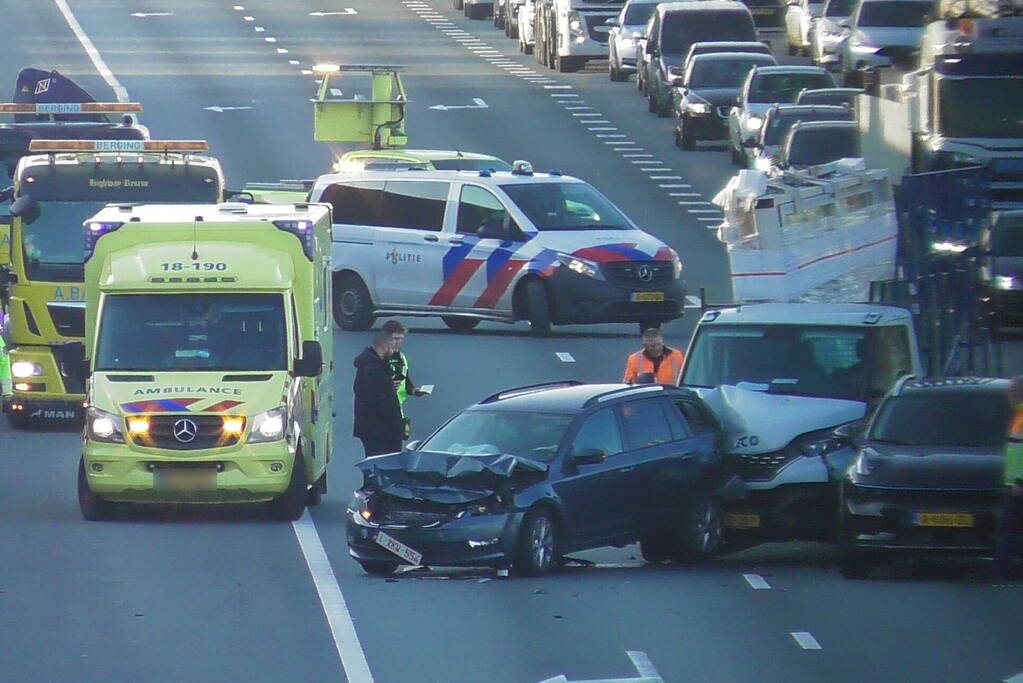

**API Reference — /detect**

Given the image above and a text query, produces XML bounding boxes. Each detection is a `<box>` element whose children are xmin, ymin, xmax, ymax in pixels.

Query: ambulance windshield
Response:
<box><xmin>96</xmin><ymin>293</ymin><xmax>287</xmax><ymax>372</ymax></box>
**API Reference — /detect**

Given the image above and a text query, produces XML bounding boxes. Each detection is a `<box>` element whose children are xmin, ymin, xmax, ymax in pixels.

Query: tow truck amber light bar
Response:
<box><xmin>0</xmin><ymin>102</ymin><xmax>142</xmax><ymax>114</ymax></box>
<box><xmin>28</xmin><ymin>139</ymin><xmax>209</xmax><ymax>153</ymax></box>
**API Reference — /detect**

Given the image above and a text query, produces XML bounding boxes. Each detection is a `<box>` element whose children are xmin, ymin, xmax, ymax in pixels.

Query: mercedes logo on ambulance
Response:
<box><xmin>637</xmin><ymin>265</ymin><xmax>654</xmax><ymax>283</ymax></box>
<box><xmin>173</xmin><ymin>418</ymin><xmax>198</xmax><ymax>443</ymax></box>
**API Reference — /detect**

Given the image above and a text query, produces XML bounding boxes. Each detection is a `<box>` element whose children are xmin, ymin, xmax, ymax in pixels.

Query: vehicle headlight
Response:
<box><xmin>556</xmin><ymin>253</ymin><xmax>604</xmax><ymax>279</ymax></box>
<box><xmin>746</xmin><ymin>116</ymin><xmax>763</xmax><ymax>131</ymax></box>
<box><xmin>249</xmin><ymin>406</ymin><xmax>287</xmax><ymax>443</ymax></box>
<box><xmin>669</xmin><ymin>247</ymin><xmax>683</xmax><ymax>278</ymax></box>
<box><xmin>851</xmin><ymin>36</ymin><xmax>878</xmax><ymax>51</ymax></box>
<box><xmin>11</xmin><ymin>361</ymin><xmax>44</xmax><ymax>378</ymax></box>
<box><xmin>688</xmin><ymin>102</ymin><xmax>711</xmax><ymax>115</ymax></box>
<box><xmin>88</xmin><ymin>407</ymin><xmax>124</xmax><ymax>443</ymax></box>
<box><xmin>854</xmin><ymin>452</ymin><xmax>873</xmax><ymax>476</ymax></box>
<box><xmin>795</xmin><ymin>430</ymin><xmax>845</xmax><ymax>458</ymax></box>
<box><xmin>348</xmin><ymin>490</ymin><xmax>374</xmax><ymax>522</ymax></box>
<box><xmin>755</xmin><ymin>156</ymin><xmax>774</xmax><ymax>172</ymax></box>
<box><xmin>951</xmin><ymin>152</ymin><xmax>983</xmax><ymax>166</ymax></box>
<box><xmin>995</xmin><ymin>275</ymin><xmax>1020</xmax><ymax>290</ymax></box>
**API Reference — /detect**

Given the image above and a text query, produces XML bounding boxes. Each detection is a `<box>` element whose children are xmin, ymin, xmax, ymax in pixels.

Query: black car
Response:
<box><xmin>838</xmin><ymin>376</ymin><xmax>1012</xmax><ymax>578</ymax></box>
<box><xmin>346</xmin><ymin>381</ymin><xmax>733</xmax><ymax>576</ymax></box>
<box><xmin>980</xmin><ymin>211</ymin><xmax>1023</xmax><ymax>335</ymax></box>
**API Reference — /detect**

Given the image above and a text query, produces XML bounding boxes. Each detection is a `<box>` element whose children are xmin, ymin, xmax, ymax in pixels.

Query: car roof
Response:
<box><xmin>472</xmin><ymin>382</ymin><xmax>699</xmax><ymax>413</ymax></box>
<box><xmin>315</xmin><ymin>169</ymin><xmax>584</xmax><ymax>185</ymax></box>
<box><xmin>891</xmin><ymin>376</ymin><xmax>1009</xmax><ymax>398</ymax></box>
<box><xmin>767</xmin><ymin>104</ymin><xmax>852</xmax><ymax>117</ymax></box>
<box><xmin>658</xmin><ymin>0</ymin><xmax>751</xmax><ymax>14</ymax></box>
<box><xmin>790</xmin><ymin>120</ymin><xmax>857</xmax><ymax>132</ymax></box>
<box><xmin>340</xmin><ymin>149</ymin><xmax>504</xmax><ymax>163</ymax></box>
<box><xmin>701</xmin><ymin>303</ymin><xmax>913</xmax><ymax>326</ymax></box>
<box><xmin>753</xmin><ymin>65</ymin><xmax>830</xmax><ymax>76</ymax></box>
<box><xmin>691</xmin><ymin>52</ymin><xmax>776</xmax><ymax>63</ymax></box>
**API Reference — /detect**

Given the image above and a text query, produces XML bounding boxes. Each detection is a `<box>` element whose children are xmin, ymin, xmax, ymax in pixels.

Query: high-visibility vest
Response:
<box><xmin>623</xmin><ymin>348</ymin><xmax>685</xmax><ymax>385</ymax></box>
<box><xmin>0</xmin><ymin>334</ymin><xmax>10</xmax><ymax>396</ymax></box>
<box><xmin>1007</xmin><ymin>404</ymin><xmax>1023</xmax><ymax>485</ymax></box>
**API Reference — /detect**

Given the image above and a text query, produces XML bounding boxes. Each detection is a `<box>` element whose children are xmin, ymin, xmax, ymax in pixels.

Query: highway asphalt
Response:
<box><xmin>1</xmin><ymin>2</ymin><xmax>1021</xmax><ymax>682</ymax></box>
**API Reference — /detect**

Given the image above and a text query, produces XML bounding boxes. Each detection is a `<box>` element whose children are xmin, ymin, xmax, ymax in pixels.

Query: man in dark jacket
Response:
<box><xmin>353</xmin><ymin>330</ymin><xmax>404</xmax><ymax>457</ymax></box>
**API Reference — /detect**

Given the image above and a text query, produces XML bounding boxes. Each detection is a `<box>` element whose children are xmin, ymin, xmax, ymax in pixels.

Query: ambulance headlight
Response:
<box><xmin>249</xmin><ymin>406</ymin><xmax>287</xmax><ymax>443</ymax></box>
<box><xmin>556</xmin><ymin>253</ymin><xmax>604</xmax><ymax>279</ymax></box>
<box><xmin>11</xmin><ymin>361</ymin><xmax>44</xmax><ymax>378</ymax></box>
<box><xmin>88</xmin><ymin>407</ymin><xmax>124</xmax><ymax>443</ymax></box>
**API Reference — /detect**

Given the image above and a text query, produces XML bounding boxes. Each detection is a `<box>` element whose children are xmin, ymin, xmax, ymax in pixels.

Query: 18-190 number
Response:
<box><xmin>160</xmin><ymin>262</ymin><xmax>228</xmax><ymax>272</ymax></box>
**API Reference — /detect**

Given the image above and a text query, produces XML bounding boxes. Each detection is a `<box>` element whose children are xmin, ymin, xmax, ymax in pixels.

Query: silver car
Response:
<box><xmin>785</xmin><ymin>0</ymin><xmax>824</xmax><ymax>56</ymax></box>
<box><xmin>519</xmin><ymin>0</ymin><xmax>536</xmax><ymax>54</ymax></box>
<box><xmin>838</xmin><ymin>0</ymin><xmax>935</xmax><ymax>80</ymax></box>
<box><xmin>608</xmin><ymin>0</ymin><xmax>661</xmax><ymax>81</ymax></box>
<box><xmin>810</xmin><ymin>0</ymin><xmax>856</xmax><ymax>67</ymax></box>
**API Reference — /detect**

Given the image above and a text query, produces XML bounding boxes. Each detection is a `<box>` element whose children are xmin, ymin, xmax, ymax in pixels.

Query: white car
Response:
<box><xmin>608</xmin><ymin>0</ymin><xmax>661</xmax><ymax>81</ymax></box>
<box><xmin>728</xmin><ymin>65</ymin><xmax>836</xmax><ymax>165</ymax></box>
<box><xmin>785</xmin><ymin>0</ymin><xmax>824</xmax><ymax>56</ymax></box>
<box><xmin>810</xmin><ymin>0</ymin><xmax>855</xmax><ymax>67</ymax></box>
<box><xmin>518</xmin><ymin>0</ymin><xmax>536</xmax><ymax>54</ymax></box>
<box><xmin>838</xmin><ymin>0</ymin><xmax>935</xmax><ymax>80</ymax></box>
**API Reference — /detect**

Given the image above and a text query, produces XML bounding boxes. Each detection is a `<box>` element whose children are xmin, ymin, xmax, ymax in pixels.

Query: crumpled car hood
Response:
<box><xmin>357</xmin><ymin>450</ymin><xmax>549</xmax><ymax>504</ymax></box>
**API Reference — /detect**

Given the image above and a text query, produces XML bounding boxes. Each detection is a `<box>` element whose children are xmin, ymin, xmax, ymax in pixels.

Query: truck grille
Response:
<box><xmin>728</xmin><ymin>451</ymin><xmax>796</xmax><ymax>481</ymax></box>
<box><xmin>46</xmin><ymin>303</ymin><xmax>85</xmax><ymax>337</ymax></box>
<box><xmin>605</xmin><ymin>261</ymin><xmax>674</xmax><ymax>289</ymax></box>
<box><xmin>140</xmin><ymin>415</ymin><xmax>241</xmax><ymax>451</ymax></box>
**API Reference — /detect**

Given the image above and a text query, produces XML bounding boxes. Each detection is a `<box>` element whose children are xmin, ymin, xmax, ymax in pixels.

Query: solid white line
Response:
<box><xmin>53</xmin><ymin>0</ymin><xmax>129</xmax><ymax>102</ymax></box>
<box><xmin>556</xmin><ymin>352</ymin><xmax>575</xmax><ymax>363</ymax></box>
<box><xmin>743</xmin><ymin>573</ymin><xmax>771</xmax><ymax>590</ymax></box>
<box><xmin>687</xmin><ymin>209</ymin><xmax>720</xmax><ymax>213</ymax></box>
<box><xmin>588</xmin><ymin>127</ymin><xmax>618</xmax><ymax>131</ymax></box>
<box><xmin>697</xmin><ymin>218</ymin><xmax>720</xmax><ymax>222</ymax></box>
<box><xmin>596</xmin><ymin>134</ymin><xmax>626</xmax><ymax>138</ymax></box>
<box><xmin>551</xmin><ymin>94</ymin><xmax>579</xmax><ymax>98</ymax></box>
<box><xmin>628</xmin><ymin>651</ymin><xmax>662</xmax><ymax>680</ymax></box>
<box><xmin>669</xmin><ymin>192</ymin><xmax>699</xmax><ymax>196</ymax></box>
<box><xmin>676</xmin><ymin>201</ymin><xmax>711</xmax><ymax>205</ymax></box>
<box><xmin>791</xmin><ymin>632</ymin><xmax>822</xmax><ymax>650</ymax></box>
<box><xmin>614</xmin><ymin>147</ymin><xmax>643</xmax><ymax>151</ymax></box>
<box><xmin>293</xmin><ymin>512</ymin><xmax>375</xmax><ymax>682</ymax></box>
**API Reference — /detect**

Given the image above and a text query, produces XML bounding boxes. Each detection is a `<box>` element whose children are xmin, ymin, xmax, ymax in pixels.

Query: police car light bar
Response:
<box><xmin>28</xmin><ymin>139</ymin><xmax>209</xmax><ymax>153</ymax></box>
<box><xmin>0</xmin><ymin>102</ymin><xmax>143</xmax><ymax>114</ymax></box>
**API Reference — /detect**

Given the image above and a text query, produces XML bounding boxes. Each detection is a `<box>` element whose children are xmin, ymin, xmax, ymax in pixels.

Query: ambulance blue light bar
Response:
<box><xmin>84</xmin><ymin>221</ymin><xmax>124</xmax><ymax>261</ymax></box>
<box><xmin>273</xmin><ymin>220</ymin><xmax>315</xmax><ymax>261</ymax></box>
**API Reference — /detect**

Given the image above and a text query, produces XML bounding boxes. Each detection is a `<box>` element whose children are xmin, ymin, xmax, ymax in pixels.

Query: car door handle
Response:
<box><xmin>448</xmin><ymin>237</ymin><xmax>464</xmax><ymax>245</ymax></box>
<box><xmin>620</xmin><ymin>467</ymin><xmax>636</xmax><ymax>473</ymax></box>
<box><xmin>423</xmin><ymin>234</ymin><xmax>439</xmax><ymax>242</ymax></box>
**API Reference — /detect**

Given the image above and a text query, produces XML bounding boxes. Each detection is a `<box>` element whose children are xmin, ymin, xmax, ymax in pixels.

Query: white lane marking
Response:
<box><xmin>277</xmin><ymin>48</ymin><xmax>289</xmax><ymax>54</ymax></box>
<box><xmin>669</xmin><ymin>192</ymin><xmax>699</xmax><ymax>196</ymax></box>
<box><xmin>641</xmin><ymin>168</ymin><xmax>666</xmax><ymax>172</ymax></box>
<box><xmin>791</xmin><ymin>632</ymin><xmax>822</xmax><ymax>650</ymax></box>
<box><xmin>544</xmin><ymin>85</ymin><xmax>573</xmax><ymax>89</ymax></box>
<box><xmin>650</xmin><ymin>175</ymin><xmax>682</xmax><ymax>179</ymax></box>
<box><xmin>685</xmin><ymin>295</ymin><xmax>703</xmax><ymax>307</ymax></box>
<box><xmin>556</xmin><ymin>352</ymin><xmax>575</xmax><ymax>363</ymax></box>
<box><xmin>573</xmin><ymin>113</ymin><xmax>602</xmax><ymax>117</ymax></box>
<box><xmin>265</xmin><ymin>37</ymin><xmax>277</xmax><ymax>42</ymax></box>
<box><xmin>204</xmin><ymin>105</ymin><xmax>254</xmax><ymax>112</ymax></box>
<box><xmin>688</xmin><ymin>209</ymin><xmax>721</xmax><ymax>214</ymax></box>
<box><xmin>697</xmin><ymin>218</ymin><xmax>720</xmax><ymax>222</ymax></box>
<box><xmin>53</xmin><ymin>0</ymin><xmax>129</xmax><ymax>102</ymax></box>
<box><xmin>589</xmin><ymin>127</ymin><xmax>618</xmax><ymax>131</ymax></box>
<box><xmin>551</xmin><ymin>94</ymin><xmax>580</xmax><ymax>98</ymax></box>
<box><xmin>622</xmin><ymin>153</ymin><xmax>653</xmax><ymax>157</ymax></box>
<box><xmin>614</xmin><ymin>147</ymin><xmax>643</xmax><ymax>151</ymax></box>
<box><xmin>538</xmin><ymin>651</ymin><xmax>663</xmax><ymax>683</ymax></box>
<box><xmin>243</xmin><ymin>15</ymin><xmax>255</xmax><ymax>21</ymax></box>
<box><xmin>293</xmin><ymin>512</ymin><xmax>375</xmax><ymax>682</ymax></box>
<box><xmin>596</xmin><ymin>134</ymin><xmax>626</xmax><ymax>138</ymax></box>
<box><xmin>604</xmin><ymin>140</ymin><xmax>634</xmax><ymax>145</ymax></box>
<box><xmin>659</xmin><ymin>183</ymin><xmax>691</xmax><ymax>188</ymax></box>
<box><xmin>429</xmin><ymin>98</ymin><xmax>488</xmax><ymax>111</ymax></box>
<box><xmin>309</xmin><ymin>9</ymin><xmax>358</xmax><ymax>15</ymax></box>
<box><xmin>233</xmin><ymin>4</ymin><xmax>245</xmax><ymax>9</ymax></box>
<box><xmin>130</xmin><ymin>11</ymin><xmax>173</xmax><ymax>17</ymax></box>
<box><xmin>1003</xmin><ymin>673</ymin><xmax>1023</xmax><ymax>683</ymax></box>
<box><xmin>743</xmin><ymin>573</ymin><xmax>771</xmax><ymax>590</ymax></box>
<box><xmin>676</xmin><ymin>201</ymin><xmax>711</xmax><ymax>205</ymax></box>
<box><xmin>564</xmin><ymin>105</ymin><xmax>592</xmax><ymax>110</ymax></box>
<box><xmin>254</xmin><ymin>25</ymin><xmax>265</xmax><ymax>31</ymax></box>
<box><xmin>289</xmin><ymin>59</ymin><xmax>300</xmax><ymax>64</ymax></box>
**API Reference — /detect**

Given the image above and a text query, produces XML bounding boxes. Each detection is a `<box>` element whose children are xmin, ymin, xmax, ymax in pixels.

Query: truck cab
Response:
<box><xmin>679</xmin><ymin>303</ymin><xmax>923</xmax><ymax>545</ymax></box>
<box><xmin>535</xmin><ymin>0</ymin><xmax>626</xmax><ymax>73</ymax></box>
<box><xmin>79</xmin><ymin>202</ymin><xmax>332</xmax><ymax>521</ymax></box>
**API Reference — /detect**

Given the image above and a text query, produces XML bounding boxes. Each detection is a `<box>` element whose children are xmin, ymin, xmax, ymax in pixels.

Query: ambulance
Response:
<box><xmin>78</xmin><ymin>202</ymin><xmax>332</xmax><ymax>520</ymax></box>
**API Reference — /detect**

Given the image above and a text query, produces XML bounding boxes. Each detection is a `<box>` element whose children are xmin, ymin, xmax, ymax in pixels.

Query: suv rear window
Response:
<box><xmin>662</xmin><ymin>11</ymin><xmax>757</xmax><ymax>54</ymax></box>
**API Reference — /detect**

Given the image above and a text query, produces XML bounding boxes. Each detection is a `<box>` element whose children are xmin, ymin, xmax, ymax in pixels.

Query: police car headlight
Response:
<box><xmin>746</xmin><ymin>116</ymin><xmax>763</xmax><ymax>132</ymax></box>
<box><xmin>556</xmin><ymin>253</ymin><xmax>604</xmax><ymax>280</ymax></box>
<box><xmin>11</xmin><ymin>361</ymin><xmax>44</xmax><ymax>378</ymax></box>
<box><xmin>88</xmin><ymin>407</ymin><xmax>124</xmax><ymax>443</ymax></box>
<box><xmin>249</xmin><ymin>406</ymin><xmax>287</xmax><ymax>443</ymax></box>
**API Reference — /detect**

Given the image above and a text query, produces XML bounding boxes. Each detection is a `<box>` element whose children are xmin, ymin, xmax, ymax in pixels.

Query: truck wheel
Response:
<box><xmin>670</xmin><ymin>492</ymin><xmax>721</xmax><ymax>563</ymax></box>
<box><xmin>267</xmin><ymin>453</ymin><xmax>308</xmax><ymax>521</ymax></box>
<box><xmin>442</xmin><ymin>316</ymin><xmax>480</xmax><ymax>332</ymax></box>
<box><xmin>359</xmin><ymin>560</ymin><xmax>399</xmax><ymax>576</ymax></box>
<box><xmin>513</xmin><ymin>507</ymin><xmax>558</xmax><ymax>576</ymax></box>
<box><xmin>78</xmin><ymin>458</ymin><xmax>116</xmax><ymax>521</ymax></box>
<box><xmin>526</xmin><ymin>280</ymin><xmax>552</xmax><ymax>337</ymax></box>
<box><xmin>333</xmin><ymin>273</ymin><xmax>374</xmax><ymax>331</ymax></box>
<box><xmin>6</xmin><ymin>411</ymin><xmax>32</xmax><ymax>430</ymax></box>
<box><xmin>647</xmin><ymin>91</ymin><xmax>658</xmax><ymax>113</ymax></box>
<box><xmin>453</xmin><ymin>0</ymin><xmax>463</xmax><ymax>8</ymax></box>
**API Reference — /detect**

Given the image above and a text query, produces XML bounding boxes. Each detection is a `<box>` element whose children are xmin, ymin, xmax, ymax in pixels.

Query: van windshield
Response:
<box><xmin>96</xmin><ymin>293</ymin><xmax>287</xmax><ymax>371</ymax></box>
<box><xmin>500</xmin><ymin>182</ymin><xmax>632</xmax><ymax>231</ymax></box>
<box><xmin>856</xmin><ymin>1</ymin><xmax>932</xmax><ymax>27</ymax></box>
<box><xmin>662</xmin><ymin>13</ymin><xmax>757</xmax><ymax>54</ymax></box>
<box><xmin>749</xmin><ymin>72</ymin><xmax>835</xmax><ymax>103</ymax></box>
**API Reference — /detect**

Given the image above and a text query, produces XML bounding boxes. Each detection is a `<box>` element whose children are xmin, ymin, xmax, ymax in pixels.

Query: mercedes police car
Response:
<box><xmin>309</xmin><ymin>162</ymin><xmax>686</xmax><ymax>335</ymax></box>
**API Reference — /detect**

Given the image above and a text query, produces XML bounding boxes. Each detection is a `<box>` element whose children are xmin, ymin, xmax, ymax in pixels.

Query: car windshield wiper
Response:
<box><xmin>871</xmin><ymin>437</ymin><xmax>910</xmax><ymax>446</ymax></box>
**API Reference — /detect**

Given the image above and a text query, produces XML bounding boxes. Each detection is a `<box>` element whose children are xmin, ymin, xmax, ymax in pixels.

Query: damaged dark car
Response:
<box><xmin>346</xmin><ymin>381</ymin><xmax>733</xmax><ymax>576</ymax></box>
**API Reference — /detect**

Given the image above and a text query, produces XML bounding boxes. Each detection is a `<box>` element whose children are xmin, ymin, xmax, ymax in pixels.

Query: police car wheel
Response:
<box><xmin>333</xmin><ymin>273</ymin><xmax>374</xmax><ymax>331</ymax></box>
<box><xmin>526</xmin><ymin>280</ymin><xmax>552</xmax><ymax>337</ymax></box>
<box><xmin>78</xmin><ymin>458</ymin><xmax>116</xmax><ymax>521</ymax></box>
<box><xmin>267</xmin><ymin>453</ymin><xmax>308</xmax><ymax>521</ymax></box>
<box><xmin>359</xmin><ymin>560</ymin><xmax>399</xmax><ymax>576</ymax></box>
<box><xmin>442</xmin><ymin>316</ymin><xmax>480</xmax><ymax>332</ymax></box>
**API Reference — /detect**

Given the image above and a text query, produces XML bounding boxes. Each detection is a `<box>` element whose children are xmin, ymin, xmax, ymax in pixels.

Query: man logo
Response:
<box><xmin>638</xmin><ymin>265</ymin><xmax>654</xmax><ymax>283</ymax></box>
<box><xmin>173</xmin><ymin>418</ymin><xmax>198</xmax><ymax>443</ymax></box>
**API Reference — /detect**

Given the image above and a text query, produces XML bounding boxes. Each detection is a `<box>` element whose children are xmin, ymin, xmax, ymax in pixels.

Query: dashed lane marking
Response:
<box><xmin>556</xmin><ymin>352</ymin><xmax>575</xmax><ymax>363</ymax></box>
<box><xmin>791</xmin><ymin>632</ymin><xmax>822</xmax><ymax>650</ymax></box>
<box><xmin>743</xmin><ymin>573</ymin><xmax>771</xmax><ymax>590</ymax></box>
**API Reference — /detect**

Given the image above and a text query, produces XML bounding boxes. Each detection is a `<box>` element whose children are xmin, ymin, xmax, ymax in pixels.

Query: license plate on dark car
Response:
<box><xmin>631</xmin><ymin>291</ymin><xmax>665</xmax><ymax>302</ymax></box>
<box><xmin>914</xmin><ymin>512</ymin><xmax>973</xmax><ymax>528</ymax></box>
<box><xmin>375</xmin><ymin>531</ymin><xmax>424</xmax><ymax>565</ymax></box>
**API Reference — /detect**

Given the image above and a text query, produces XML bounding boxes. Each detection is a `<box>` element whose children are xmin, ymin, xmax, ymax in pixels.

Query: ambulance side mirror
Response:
<box><xmin>62</xmin><ymin>341</ymin><xmax>91</xmax><ymax>381</ymax></box>
<box><xmin>10</xmin><ymin>195</ymin><xmax>39</xmax><ymax>224</ymax></box>
<box><xmin>293</xmin><ymin>340</ymin><xmax>323</xmax><ymax>378</ymax></box>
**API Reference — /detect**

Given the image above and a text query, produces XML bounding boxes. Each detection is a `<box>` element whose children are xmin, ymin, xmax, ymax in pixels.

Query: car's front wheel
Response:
<box><xmin>526</xmin><ymin>280</ymin><xmax>552</xmax><ymax>337</ymax></box>
<box><xmin>514</xmin><ymin>507</ymin><xmax>558</xmax><ymax>576</ymax></box>
<box><xmin>78</xmin><ymin>458</ymin><xmax>116</xmax><ymax>521</ymax></box>
<box><xmin>333</xmin><ymin>273</ymin><xmax>374</xmax><ymax>331</ymax></box>
<box><xmin>670</xmin><ymin>492</ymin><xmax>721</xmax><ymax>563</ymax></box>
<box><xmin>266</xmin><ymin>453</ymin><xmax>308</xmax><ymax>521</ymax></box>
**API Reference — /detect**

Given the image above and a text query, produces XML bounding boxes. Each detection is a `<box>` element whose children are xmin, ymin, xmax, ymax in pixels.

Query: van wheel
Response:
<box><xmin>670</xmin><ymin>492</ymin><xmax>721</xmax><ymax>563</ymax></box>
<box><xmin>333</xmin><ymin>273</ymin><xmax>374</xmax><ymax>331</ymax></box>
<box><xmin>78</xmin><ymin>458</ymin><xmax>116</xmax><ymax>521</ymax></box>
<box><xmin>640</xmin><ymin>535</ymin><xmax>672</xmax><ymax>563</ymax></box>
<box><xmin>442</xmin><ymin>316</ymin><xmax>480</xmax><ymax>332</ymax></box>
<box><xmin>513</xmin><ymin>507</ymin><xmax>558</xmax><ymax>576</ymax></box>
<box><xmin>359</xmin><ymin>560</ymin><xmax>399</xmax><ymax>576</ymax></box>
<box><xmin>526</xmin><ymin>280</ymin><xmax>552</xmax><ymax>337</ymax></box>
<box><xmin>267</xmin><ymin>453</ymin><xmax>308</xmax><ymax>521</ymax></box>
<box><xmin>307</xmin><ymin>471</ymin><xmax>326</xmax><ymax>507</ymax></box>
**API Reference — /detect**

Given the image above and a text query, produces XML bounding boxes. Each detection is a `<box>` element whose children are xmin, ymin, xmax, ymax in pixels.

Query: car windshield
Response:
<box><xmin>870</xmin><ymin>393</ymin><xmax>1011</xmax><ymax>447</ymax></box>
<box><xmin>824</xmin><ymin>0</ymin><xmax>856</xmax><ymax>15</ymax></box>
<box><xmin>857</xmin><ymin>1</ymin><xmax>933</xmax><ymax>27</ymax></box>
<box><xmin>992</xmin><ymin>222</ymin><xmax>1023</xmax><ymax>255</ymax></box>
<box><xmin>763</xmin><ymin>110</ymin><xmax>851</xmax><ymax>145</ymax></box>
<box><xmin>500</xmin><ymin>182</ymin><xmax>632</xmax><ymax>230</ymax></box>
<box><xmin>749</xmin><ymin>72</ymin><xmax>835</xmax><ymax>103</ymax></box>
<box><xmin>431</xmin><ymin>158</ymin><xmax>513</xmax><ymax>171</ymax></box>
<box><xmin>96</xmin><ymin>293</ymin><xmax>287</xmax><ymax>372</ymax></box>
<box><xmin>624</xmin><ymin>2</ymin><xmax>657</xmax><ymax>25</ymax></box>
<box><xmin>662</xmin><ymin>13</ymin><xmax>758</xmax><ymax>54</ymax></box>
<box><xmin>691</xmin><ymin>58</ymin><xmax>770</xmax><ymax>89</ymax></box>
<box><xmin>20</xmin><ymin>200</ymin><xmax>105</xmax><ymax>283</ymax></box>
<box><xmin>787</xmin><ymin>126</ymin><xmax>859</xmax><ymax>165</ymax></box>
<box><xmin>420</xmin><ymin>410</ymin><xmax>575</xmax><ymax>463</ymax></box>
<box><xmin>939</xmin><ymin>79</ymin><xmax>1023</xmax><ymax>139</ymax></box>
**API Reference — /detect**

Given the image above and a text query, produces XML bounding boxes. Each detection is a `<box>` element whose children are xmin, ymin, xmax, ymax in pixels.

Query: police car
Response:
<box><xmin>308</xmin><ymin>162</ymin><xmax>686</xmax><ymax>335</ymax></box>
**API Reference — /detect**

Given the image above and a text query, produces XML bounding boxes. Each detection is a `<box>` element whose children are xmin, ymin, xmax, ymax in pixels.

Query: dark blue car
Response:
<box><xmin>346</xmin><ymin>381</ymin><xmax>732</xmax><ymax>576</ymax></box>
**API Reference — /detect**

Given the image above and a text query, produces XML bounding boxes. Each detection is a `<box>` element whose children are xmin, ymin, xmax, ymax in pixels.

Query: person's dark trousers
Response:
<box><xmin>991</xmin><ymin>495</ymin><xmax>1023</xmax><ymax>578</ymax></box>
<box><xmin>360</xmin><ymin>436</ymin><xmax>402</xmax><ymax>458</ymax></box>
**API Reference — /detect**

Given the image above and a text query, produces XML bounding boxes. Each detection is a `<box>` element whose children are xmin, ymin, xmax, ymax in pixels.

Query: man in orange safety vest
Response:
<box><xmin>623</xmin><ymin>328</ymin><xmax>685</xmax><ymax>385</ymax></box>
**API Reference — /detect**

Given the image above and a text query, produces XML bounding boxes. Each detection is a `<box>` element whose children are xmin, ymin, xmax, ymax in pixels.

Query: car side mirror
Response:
<box><xmin>605</xmin><ymin>17</ymin><xmax>619</xmax><ymax>26</ymax></box>
<box><xmin>832</xmin><ymin>421</ymin><xmax>862</xmax><ymax>446</ymax></box>
<box><xmin>406</xmin><ymin>439</ymin><xmax>422</xmax><ymax>451</ymax></box>
<box><xmin>293</xmin><ymin>340</ymin><xmax>323</xmax><ymax>377</ymax></box>
<box><xmin>10</xmin><ymin>194</ymin><xmax>39</xmax><ymax>223</ymax></box>
<box><xmin>572</xmin><ymin>448</ymin><xmax>608</xmax><ymax>466</ymax></box>
<box><xmin>839</xmin><ymin>19</ymin><xmax>851</xmax><ymax>28</ymax></box>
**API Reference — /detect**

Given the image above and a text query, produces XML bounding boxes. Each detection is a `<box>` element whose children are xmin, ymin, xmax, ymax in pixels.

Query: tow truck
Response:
<box><xmin>78</xmin><ymin>202</ymin><xmax>332</xmax><ymax>520</ymax></box>
<box><xmin>1</xmin><ymin>138</ymin><xmax>224</xmax><ymax>428</ymax></box>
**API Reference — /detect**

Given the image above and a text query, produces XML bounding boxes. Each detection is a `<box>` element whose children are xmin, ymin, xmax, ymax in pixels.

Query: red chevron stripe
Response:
<box><xmin>475</xmin><ymin>259</ymin><xmax>528</xmax><ymax>309</ymax></box>
<box><xmin>205</xmin><ymin>400</ymin><xmax>244</xmax><ymax>413</ymax></box>
<box><xmin>429</xmin><ymin>257</ymin><xmax>485</xmax><ymax>307</ymax></box>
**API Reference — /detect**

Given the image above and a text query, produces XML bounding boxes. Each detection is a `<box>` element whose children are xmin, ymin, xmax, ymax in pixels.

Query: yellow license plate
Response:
<box><xmin>915</xmin><ymin>512</ymin><xmax>973</xmax><ymax>528</ymax></box>
<box><xmin>631</xmin><ymin>291</ymin><xmax>665</xmax><ymax>302</ymax></box>
<box><xmin>723</xmin><ymin>512</ymin><xmax>761</xmax><ymax>529</ymax></box>
<box><xmin>155</xmin><ymin>468</ymin><xmax>217</xmax><ymax>492</ymax></box>
<box><xmin>752</xmin><ymin>8</ymin><xmax>775</xmax><ymax>14</ymax></box>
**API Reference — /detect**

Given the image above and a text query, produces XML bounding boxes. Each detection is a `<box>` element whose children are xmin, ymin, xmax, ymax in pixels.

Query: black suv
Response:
<box><xmin>346</xmin><ymin>381</ymin><xmax>732</xmax><ymax>576</ymax></box>
<box><xmin>838</xmin><ymin>376</ymin><xmax>1012</xmax><ymax>578</ymax></box>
